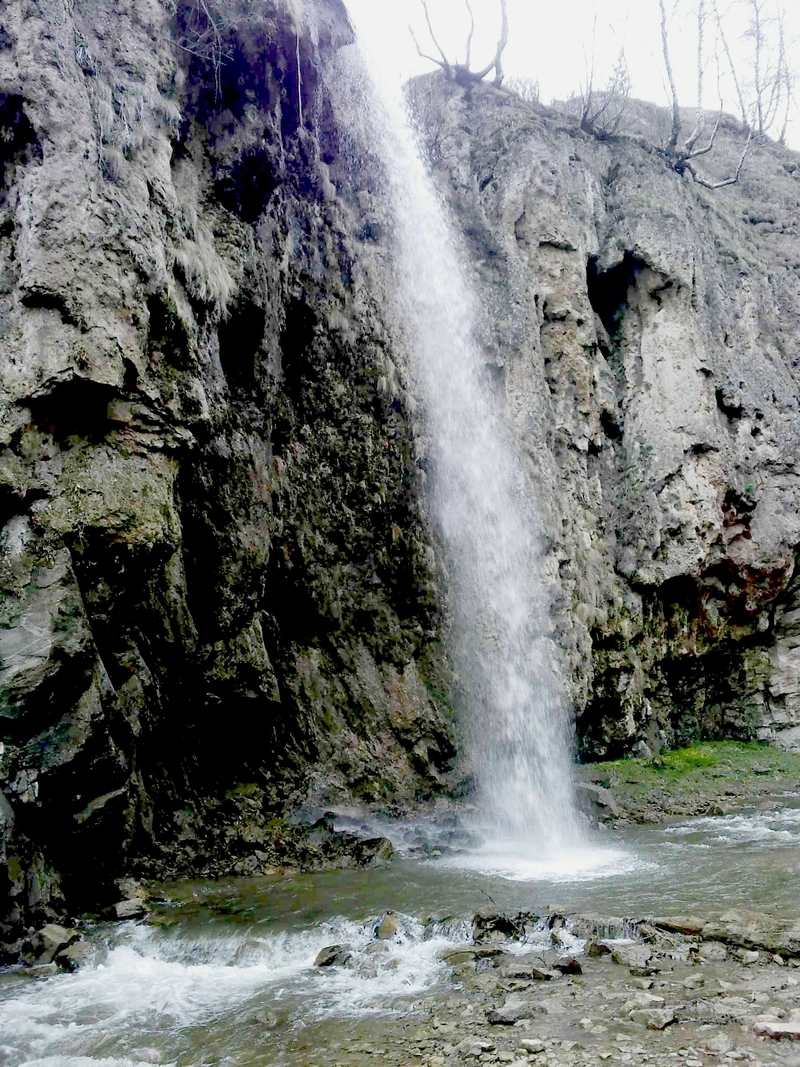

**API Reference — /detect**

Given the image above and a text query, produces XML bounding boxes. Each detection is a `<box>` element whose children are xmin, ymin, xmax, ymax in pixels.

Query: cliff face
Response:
<box><xmin>0</xmin><ymin>0</ymin><xmax>454</xmax><ymax>952</ymax></box>
<box><xmin>3</xmin><ymin>0</ymin><xmax>800</xmax><ymax>955</ymax></box>
<box><xmin>409</xmin><ymin>80</ymin><xmax>800</xmax><ymax>760</ymax></box>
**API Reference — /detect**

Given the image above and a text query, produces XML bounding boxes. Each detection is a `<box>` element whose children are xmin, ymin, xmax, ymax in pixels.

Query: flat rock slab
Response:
<box><xmin>487</xmin><ymin>999</ymin><xmax>544</xmax><ymax>1025</ymax></box>
<box><xmin>752</xmin><ymin>1016</ymin><xmax>800</xmax><ymax>1040</ymax></box>
<box><xmin>702</xmin><ymin>909</ymin><xmax>800</xmax><ymax>957</ymax></box>
<box><xmin>652</xmin><ymin>916</ymin><xmax>705</xmax><ymax>936</ymax></box>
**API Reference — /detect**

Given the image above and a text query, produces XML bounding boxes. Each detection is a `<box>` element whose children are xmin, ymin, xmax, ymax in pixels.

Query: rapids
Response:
<box><xmin>3</xmin><ymin>802</ymin><xmax>800</xmax><ymax>1067</ymax></box>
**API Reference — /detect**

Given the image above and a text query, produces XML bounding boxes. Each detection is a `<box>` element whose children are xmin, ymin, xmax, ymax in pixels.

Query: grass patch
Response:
<box><xmin>579</xmin><ymin>741</ymin><xmax>800</xmax><ymax>819</ymax></box>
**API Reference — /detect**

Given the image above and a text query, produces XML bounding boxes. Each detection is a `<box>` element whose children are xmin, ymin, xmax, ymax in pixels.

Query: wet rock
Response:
<box><xmin>252</xmin><ymin>1009</ymin><xmax>289</xmax><ymax>1029</ymax></box>
<box><xmin>698</xmin><ymin>941</ymin><xmax>728</xmax><ymax>962</ymax></box>
<box><xmin>347</xmin><ymin>837</ymin><xmax>394</xmax><ymax>869</ymax></box>
<box><xmin>314</xmin><ymin>943</ymin><xmax>353</xmax><ymax>968</ymax></box>
<box><xmin>473</xmin><ymin>906</ymin><xmax>528</xmax><ymax>942</ymax></box>
<box><xmin>652</xmin><ymin>913</ymin><xmax>704</xmax><ymax>938</ymax></box>
<box><xmin>628</xmin><ymin>1007</ymin><xmax>676</xmax><ymax>1030</ymax></box>
<box><xmin>23</xmin><ymin>963</ymin><xmax>58</xmax><ymax>978</ymax></box>
<box><xmin>586</xmin><ymin>939</ymin><xmax>612</xmax><ymax>957</ymax></box>
<box><xmin>555</xmin><ymin>957</ymin><xmax>582</xmax><ymax>975</ymax></box>
<box><xmin>56</xmin><ymin>940</ymin><xmax>92</xmax><ymax>972</ymax></box>
<box><xmin>622</xmin><ymin>992</ymin><xmax>666</xmax><ymax>1015</ymax></box>
<box><xmin>575</xmin><ymin>782</ymin><xmax>620</xmax><ymax>820</ymax></box>
<box><xmin>611</xmin><ymin>944</ymin><xmax>653</xmax><ymax>971</ymax></box>
<box><xmin>23</xmin><ymin>924</ymin><xmax>80</xmax><ymax>965</ymax></box>
<box><xmin>376</xmin><ymin>910</ymin><xmax>399</xmax><ymax>939</ymax></box>
<box><xmin>487</xmin><ymin>999</ymin><xmax>543</xmax><ymax>1025</ymax></box>
<box><xmin>115</xmin><ymin>898</ymin><xmax>148</xmax><ymax>920</ymax></box>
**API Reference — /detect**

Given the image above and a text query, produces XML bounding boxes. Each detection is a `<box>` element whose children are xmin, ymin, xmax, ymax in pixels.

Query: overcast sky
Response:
<box><xmin>350</xmin><ymin>0</ymin><xmax>799</xmax><ymax>150</ymax></box>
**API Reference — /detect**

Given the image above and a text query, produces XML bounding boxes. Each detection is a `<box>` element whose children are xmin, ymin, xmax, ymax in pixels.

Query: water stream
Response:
<box><xmin>3</xmin><ymin>802</ymin><xmax>800</xmax><ymax>1067</ymax></box>
<box><xmin>335</xmin><ymin>1</ymin><xmax>579</xmax><ymax>851</ymax></box>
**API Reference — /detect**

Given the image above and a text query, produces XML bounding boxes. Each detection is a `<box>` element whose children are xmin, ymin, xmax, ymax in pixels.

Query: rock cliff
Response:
<box><xmin>2</xmin><ymin>0</ymin><xmax>800</xmax><ymax>955</ymax></box>
<box><xmin>0</xmin><ymin>0</ymin><xmax>454</xmax><ymax>954</ymax></box>
<box><xmin>409</xmin><ymin>79</ymin><xmax>800</xmax><ymax>760</ymax></box>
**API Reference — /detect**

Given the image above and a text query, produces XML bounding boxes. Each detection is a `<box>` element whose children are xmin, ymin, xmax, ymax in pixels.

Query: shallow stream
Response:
<box><xmin>3</xmin><ymin>799</ymin><xmax>800</xmax><ymax>1067</ymax></box>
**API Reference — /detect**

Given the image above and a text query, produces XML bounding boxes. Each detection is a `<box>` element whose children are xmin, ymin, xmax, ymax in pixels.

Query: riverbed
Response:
<box><xmin>3</xmin><ymin>800</ymin><xmax>800</xmax><ymax>1067</ymax></box>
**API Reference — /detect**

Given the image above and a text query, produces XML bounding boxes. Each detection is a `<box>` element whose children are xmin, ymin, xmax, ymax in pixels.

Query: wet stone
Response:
<box><xmin>314</xmin><ymin>943</ymin><xmax>353</xmax><ymax>967</ymax></box>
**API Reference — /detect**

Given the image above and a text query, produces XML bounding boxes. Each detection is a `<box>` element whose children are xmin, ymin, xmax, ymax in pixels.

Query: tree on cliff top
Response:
<box><xmin>657</xmin><ymin>0</ymin><xmax>796</xmax><ymax>188</ymax></box>
<box><xmin>410</xmin><ymin>0</ymin><xmax>510</xmax><ymax>87</ymax></box>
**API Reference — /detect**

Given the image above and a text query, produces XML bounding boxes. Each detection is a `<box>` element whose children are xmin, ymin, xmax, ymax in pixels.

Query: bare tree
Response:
<box><xmin>411</xmin><ymin>0</ymin><xmax>510</xmax><ymax>87</ymax></box>
<box><xmin>579</xmin><ymin>44</ymin><xmax>633</xmax><ymax>137</ymax></box>
<box><xmin>658</xmin><ymin>0</ymin><xmax>754</xmax><ymax>188</ymax></box>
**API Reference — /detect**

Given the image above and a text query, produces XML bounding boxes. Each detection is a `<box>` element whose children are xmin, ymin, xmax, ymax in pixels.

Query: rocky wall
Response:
<box><xmin>0</xmin><ymin>0</ymin><xmax>455</xmax><ymax>955</ymax></box>
<box><xmin>408</xmin><ymin>78</ymin><xmax>800</xmax><ymax>760</ymax></box>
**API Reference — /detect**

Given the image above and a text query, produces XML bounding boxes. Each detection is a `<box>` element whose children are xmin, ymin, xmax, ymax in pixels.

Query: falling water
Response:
<box><xmin>337</xmin><ymin>4</ymin><xmax>583</xmax><ymax>852</ymax></box>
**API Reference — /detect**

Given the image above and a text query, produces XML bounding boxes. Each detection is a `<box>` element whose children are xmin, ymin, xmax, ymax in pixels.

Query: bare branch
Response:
<box><xmin>419</xmin><ymin>0</ymin><xmax>452</xmax><ymax>77</ymax></box>
<box><xmin>683</xmin><ymin>0</ymin><xmax>706</xmax><ymax>153</ymax></box>
<box><xmin>712</xmin><ymin>0</ymin><xmax>749</xmax><ymax>127</ymax></box>
<box><xmin>464</xmin><ymin>0</ymin><xmax>476</xmax><ymax>69</ymax></box>
<box><xmin>684</xmin><ymin>108</ymin><xmax>722</xmax><ymax>160</ymax></box>
<box><xmin>684</xmin><ymin>128</ymin><xmax>753</xmax><ymax>187</ymax></box>
<box><xmin>659</xmin><ymin>0</ymin><xmax>682</xmax><ymax>150</ymax></box>
<box><xmin>410</xmin><ymin>23</ymin><xmax>447</xmax><ymax>71</ymax></box>
<box><xmin>474</xmin><ymin>0</ymin><xmax>509</xmax><ymax>85</ymax></box>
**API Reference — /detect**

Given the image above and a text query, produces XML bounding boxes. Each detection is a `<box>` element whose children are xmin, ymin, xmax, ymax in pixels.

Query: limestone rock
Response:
<box><xmin>487</xmin><ymin>999</ymin><xmax>543</xmax><ymax>1025</ymax></box>
<box><xmin>628</xmin><ymin>1007</ymin><xmax>676</xmax><ymax>1030</ymax></box>
<box><xmin>313</xmin><ymin>944</ymin><xmax>353</xmax><ymax>968</ymax></box>
<box><xmin>24</xmin><ymin>924</ymin><xmax>80</xmax><ymax>966</ymax></box>
<box><xmin>376</xmin><ymin>911</ymin><xmax>399</xmax><ymax>940</ymax></box>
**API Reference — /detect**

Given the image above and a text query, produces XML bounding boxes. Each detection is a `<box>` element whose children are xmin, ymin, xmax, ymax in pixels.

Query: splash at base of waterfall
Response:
<box><xmin>436</xmin><ymin>836</ymin><xmax>651</xmax><ymax>883</ymax></box>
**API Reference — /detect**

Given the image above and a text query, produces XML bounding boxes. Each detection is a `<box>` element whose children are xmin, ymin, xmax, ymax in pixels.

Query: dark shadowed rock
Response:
<box><xmin>314</xmin><ymin>944</ymin><xmax>353</xmax><ymax>968</ymax></box>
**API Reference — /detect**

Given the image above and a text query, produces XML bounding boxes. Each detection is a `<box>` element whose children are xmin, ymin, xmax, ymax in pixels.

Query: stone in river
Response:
<box><xmin>487</xmin><ymin>999</ymin><xmax>543</xmax><ymax>1025</ymax></box>
<box><xmin>586</xmin><ymin>940</ymin><xmax>612</xmax><ymax>957</ymax></box>
<box><xmin>555</xmin><ymin>957</ymin><xmax>582</xmax><ymax>975</ymax></box>
<box><xmin>314</xmin><ymin>943</ymin><xmax>353</xmax><ymax>967</ymax></box>
<box><xmin>628</xmin><ymin>1007</ymin><xmax>675</xmax><ymax>1030</ymax></box>
<box><xmin>376</xmin><ymin>910</ymin><xmax>399</xmax><ymax>939</ymax></box>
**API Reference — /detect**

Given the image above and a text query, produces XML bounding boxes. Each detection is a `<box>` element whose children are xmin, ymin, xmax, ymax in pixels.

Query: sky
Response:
<box><xmin>378</xmin><ymin>0</ymin><xmax>800</xmax><ymax>150</ymax></box>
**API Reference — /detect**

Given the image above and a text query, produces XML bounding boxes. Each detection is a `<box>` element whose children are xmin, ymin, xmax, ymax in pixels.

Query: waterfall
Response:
<box><xmin>336</xmin><ymin>3</ymin><xmax>582</xmax><ymax>851</ymax></box>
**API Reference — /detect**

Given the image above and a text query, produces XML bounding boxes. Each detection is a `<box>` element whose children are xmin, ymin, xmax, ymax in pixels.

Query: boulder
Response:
<box><xmin>24</xmin><ymin>924</ymin><xmax>80</xmax><ymax>965</ymax></box>
<box><xmin>473</xmin><ymin>906</ymin><xmax>527</xmax><ymax>942</ymax></box>
<box><xmin>313</xmin><ymin>943</ymin><xmax>353</xmax><ymax>968</ymax></box>
<box><xmin>376</xmin><ymin>911</ymin><xmax>398</xmax><ymax>940</ymax></box>
<box><xmin>487</xmin><ymin>999</ymin><xmax>543</xmax><ymax>1025</ymax></box>
<box><xmin>56</xmin><ymin>940</ymin><xmax>92</xmax><ymax>972</ymax></box>
<box><xmin>701</xmin><ymin>909</ymin><xmax>800</xmax><ymax>958</ymax></box>
<box><xmin>115</xmin><ymin>898</ymin><xmax>148</xmax><ymax>920</ymax></box>
<box><xmin>611</xmin><ymin>944</ymin><xmax>653</xmax><ymax>971</ymax></box>
<box><xmin>555</xmin><ymin>957</ymin><xmax>582</xmax><ymax>975</ymax></box>
<box><xmin>752</xmin><ymin>1016</ymin><xmax>800</xmax><ymax>1040</ymax></box>
<box><xmin>622</xmin><ymin>992</ymin><xmax>666</xmax><ymax>1014</ymax></box>
<box><xmin>575</xmin><ymin>782</ymin><xmax>620</xmax><ymax>820</ymax></box>
<box><xmin>586</xmin><ymin>940</ymin><xmax>612</xmax><ymax>957</ymax></box>
<box><xmin>628</xmin><ymin>1008</ymin><xmax>675</xmax><ymax>1030</ymax></box>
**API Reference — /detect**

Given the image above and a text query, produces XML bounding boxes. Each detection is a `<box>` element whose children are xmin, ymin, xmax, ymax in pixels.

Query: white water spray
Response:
<box><xmin>337</xmin><ymin>4</ymin><xmax>582</xmax><ymax>850</ymax></box>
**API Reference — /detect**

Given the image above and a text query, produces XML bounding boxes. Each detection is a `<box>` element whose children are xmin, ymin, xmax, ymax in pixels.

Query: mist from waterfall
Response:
<box><xmin>336</xmin><ymin>3</ymin><xmax>582</xmax><ymax>852</ymax></box>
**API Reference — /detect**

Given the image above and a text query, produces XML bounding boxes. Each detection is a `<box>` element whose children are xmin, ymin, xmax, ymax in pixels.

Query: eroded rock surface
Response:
<box><xmin>0</xmin><ymin>0</ymin><xmax>455</xmax><ymax>954</ymax></box>
<box><xmin>410</xmin><ymin>79</ymin><xmax>800</xmax><ymax>760</ymax></box>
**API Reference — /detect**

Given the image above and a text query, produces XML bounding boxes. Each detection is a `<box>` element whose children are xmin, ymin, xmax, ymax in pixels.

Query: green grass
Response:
<box><xmin>580</xmin><ymin>741</ymin><xmax>800</xmax><ymax>817</ymax></box>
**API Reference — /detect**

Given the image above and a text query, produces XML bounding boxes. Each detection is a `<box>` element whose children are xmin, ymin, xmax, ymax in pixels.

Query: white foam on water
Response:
<box><xmin>664</xmin><ymin>807</ymin><xmax>800</xmax><ymax>845</ymax></box>
<box><xmin>436</xmin><ymin>838</ymin><xmax>650</xmax><ymax>883</ymax></box>
<box><xmin>0</xmin><ymin>915</ymin><xmax>456</xmax><ymax>1067</ymax></box>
